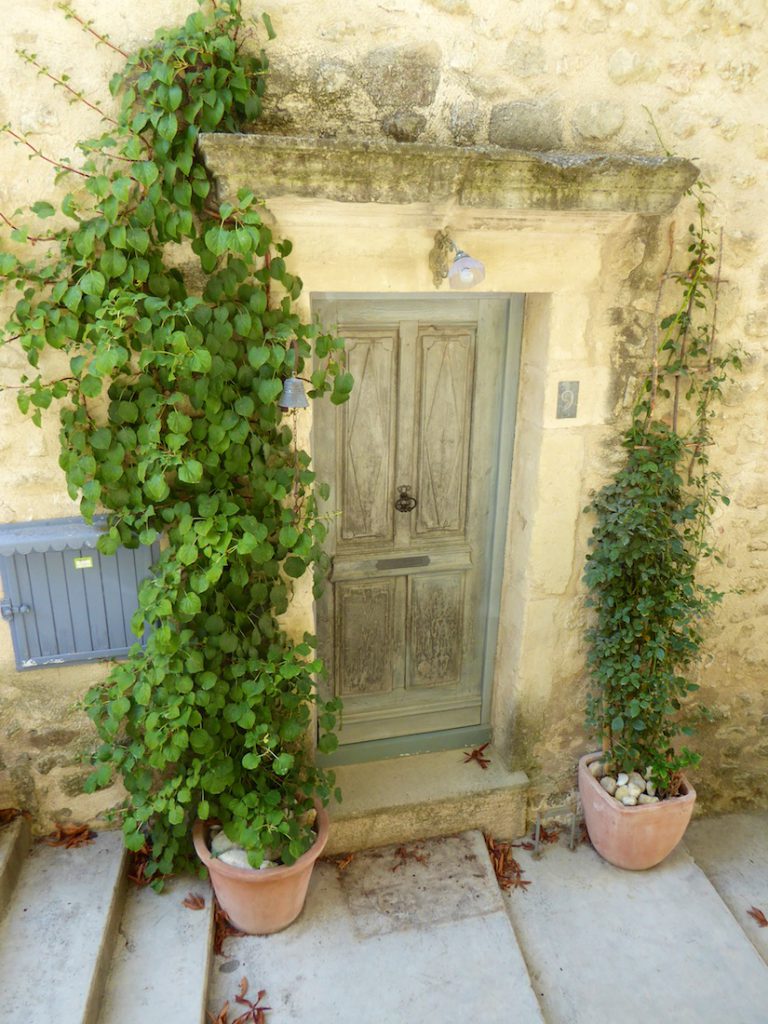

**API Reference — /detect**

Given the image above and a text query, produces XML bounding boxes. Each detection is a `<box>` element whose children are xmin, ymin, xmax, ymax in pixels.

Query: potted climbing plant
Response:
<box><xmin>580</xmin><ymin>188</ymin><xmax>741</xmax><ymax>870</ymax></box>
<box><xmin>0</xmin><ymin>0</ymin><xmax>351</xmax><ymax>930</ymax></box>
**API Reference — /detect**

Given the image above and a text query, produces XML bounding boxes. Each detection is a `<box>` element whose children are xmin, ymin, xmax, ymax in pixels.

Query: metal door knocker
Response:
<box><xmin>394</xmin><ymin>486</ymin><xmax>418</xmax><ymax>513</ymax></box>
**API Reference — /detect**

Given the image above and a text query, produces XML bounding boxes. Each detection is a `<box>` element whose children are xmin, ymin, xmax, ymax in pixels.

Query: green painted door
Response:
<box><xmin>312</xmin><ymin>295</ymin><xmax>522</xmax><ymax>758</ymax></box>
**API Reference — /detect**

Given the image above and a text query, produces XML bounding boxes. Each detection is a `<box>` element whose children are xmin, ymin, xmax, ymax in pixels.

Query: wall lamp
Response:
<box><xmin>429</xmin><ymin>229</ymin><xmax>486</xmax><ymax>290</ymax></box>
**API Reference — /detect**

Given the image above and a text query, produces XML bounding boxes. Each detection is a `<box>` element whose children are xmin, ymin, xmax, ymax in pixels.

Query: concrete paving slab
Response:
<box><xmin>502</xmin><ymin>836</ymin><xmax>768</xmax><ymax>1024</ymax></box>
<box><xmin>0</xmin><ymin>816</ymin><xmax>31</xmax><ymax>922</ymax></box>
<box><xmin>0</xmin><ymin>831</ymin><xmax>126</xmax><ymax>1024</ymax></box>
<box><xmin>208</xmin><ymin>831</ymin><xmax>544</xmax><ymax>1024</ymax></box>
<box><xmin>685</xmin><ymin>812</ymin><xmax>768</xmax><ymax>966</ymax></box>
<box><xmin>98</xmin><ymin>876</ymin><xmax>214</xmax><ymax>1024</ymax></box>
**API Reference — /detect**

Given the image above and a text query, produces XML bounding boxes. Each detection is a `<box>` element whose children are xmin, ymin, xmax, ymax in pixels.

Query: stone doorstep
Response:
<box><xmin>0</xmin><ymin>815</ymin><xmax>32</xmax><ymax>922</ymax></box>
<box><xmin>325</xmin><ymin>746</ymin><xmax>529</xmax><ymax>855</ymax></box>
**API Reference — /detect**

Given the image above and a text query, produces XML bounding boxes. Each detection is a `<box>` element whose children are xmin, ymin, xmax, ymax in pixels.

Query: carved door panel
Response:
<box><xmin>313</xmin><ymin>296</ymin><xmax>520</xmax><ymax>752</ymax></box>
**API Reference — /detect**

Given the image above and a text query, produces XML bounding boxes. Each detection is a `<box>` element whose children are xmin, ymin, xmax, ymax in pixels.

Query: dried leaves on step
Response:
<box><xmin>533</xmin><ymin>825</ymin><xmax>560</xmax><ymax>846</ymax></box>
<box><xmin>43</xmin><ymin>822</ymin><xmax>96</xmax><ymax>848</ymax></box>
<box><xmin>128</xmin><ymin>841</ymin><xmax>154</xmax><ymax>887</ymax></box>
<box><xmin>485</xmin><ymin>834</ymin><xmax>532</xmax><ymax>893</ymax></box>
<box><xmin>234</xmin><ymin>976</ymin><xmax>271</xmax><ymax>1024</ymax></box>
<box><xmin>0</xmin><ymin>808</ymin><xmax>25</xmax><ymax>828</ymax></box>
<box><xmin>328</xmin><ymin>852</ymin><xmax>355</xmax><ymax>872</ymax></box>
<box><xmin>392</xmin><ymin>843</ymin><xmax>430</xmax><ymax>871</ymax></box>
<box><xmin>183</xmin><ymin>892</ymin><xmax>206</xmax><ymax>910</ymax></box>
<box><xmin>210</xmin><ymin>978</ymin><xmax>270</xmax><ymax>1024</ymax></box>
<box><xmin>463</xmin><ymin>742</ymin><xmax>491</xmax><ymax>769</ymax></box>
<box><xmin>214</xmin><ymin>900</ymin><xmax>245</xmax><ymax>956</ymax></box>
<box><xmin>747</xmin><ymin>906</ymin><xmax>768</xmax><ymax>927</ymax></box>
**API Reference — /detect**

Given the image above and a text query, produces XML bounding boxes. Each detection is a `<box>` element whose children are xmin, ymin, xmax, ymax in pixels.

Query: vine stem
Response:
<box><xmin>56</xmin><ymin>3</ymin><xmax>130</xmax><ymax>59</ymax></box>
<box><xmin>687</xmin><ymin>226</ymin><xmax>725</xmax><ymax>483</ymax></box>
<box><xmin>646</xmin><ymin>221</ymin><xmax>676</xmax><ymax>423</ymax></box>
<box><xmin>18</xmin><ymin>51</ymin><xmax>119</xmax><ymax>126</ymax></box>
<box><xmin>4</xmin><ymin>127</ymin><xmax>92</xmax><ymax>179</ymax></box>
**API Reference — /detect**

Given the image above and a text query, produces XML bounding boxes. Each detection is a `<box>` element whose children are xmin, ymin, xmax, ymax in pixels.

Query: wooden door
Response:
<box><xmin>313</xmin><ymin>295</ymin><xmax>522</xmax><ymax>756</ymax></box>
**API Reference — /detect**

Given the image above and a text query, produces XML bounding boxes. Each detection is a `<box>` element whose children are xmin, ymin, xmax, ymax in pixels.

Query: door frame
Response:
<box><xmin>311</xmin><ymin>292</ymin><xmax>525</xmax><ymax>765</ymax></box>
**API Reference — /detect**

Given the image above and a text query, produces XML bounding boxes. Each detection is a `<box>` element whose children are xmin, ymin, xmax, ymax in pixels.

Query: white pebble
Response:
<box><xmin>646</xmin><ymin>781</ymin><xmax>657</xmax><ymax>797</ymax></box>
<box><xmin>614</xmin><ymin>785</ymin><xmax>630</xmax><ymax>801</ymax></box>
<box><xmin>600</xmin><ymin>776</ymin><xmax>618</xmax><ymax>796</ymax></box>
<box><xmin>638</xmin><ymin>794</ymin><xmax>660</xmax><ymax>805</ymax></box>
<box><xmin>621</xmin><ymin>795</ymin><xmax>638</xmax><ymax>806</ymax></box>
<box><xmin>219</xmin><ymin>848</ymin><xmax>255</xmax><ymax>870</ymax></box>
<box><xmin>616</xmin><ymin>773</ymin><xmax>629</xmax><ymax>786</ymax></box>
<box><xmin>628</xmin><ymin>772</ymin><xmax>646</xmax><ymax>791</ymax></box>
<box><xmin>588</xmin><ymin>760</ymin><xmax>605</xmax><ymax>779</ymax></box>
<box><xmin>627</xmin><ymin>783</ymin><xmax>643</xmax><ymax>798</ymax></box>
<box><xmin>211</xmin><ymin>830</ymin><xmax>239</xmax><ymax>856</ymax></box>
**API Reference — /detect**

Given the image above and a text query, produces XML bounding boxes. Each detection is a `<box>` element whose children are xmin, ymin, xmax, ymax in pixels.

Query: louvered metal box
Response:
<box><xmin>0</xmin><ymin>517</ymin><xmax>158</xmax><ymax>670</ymax></box>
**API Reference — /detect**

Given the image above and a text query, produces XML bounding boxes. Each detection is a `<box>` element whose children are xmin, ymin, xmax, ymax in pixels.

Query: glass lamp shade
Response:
<box><xmin>278</xmin><ymin>376</ymin><xmax>308</xmax><ymax>409</ymax></box>
<box><xmin>447</xmin><ymin>251</ymin><xmax>486</xmax><ymax>290</ymax></box>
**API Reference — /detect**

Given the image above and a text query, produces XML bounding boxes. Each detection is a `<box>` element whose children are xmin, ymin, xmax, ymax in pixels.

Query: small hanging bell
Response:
<box><xmin>278</xmin><ymin>376</ymin><xmax>308</xmax><ymax>409</ymax></box>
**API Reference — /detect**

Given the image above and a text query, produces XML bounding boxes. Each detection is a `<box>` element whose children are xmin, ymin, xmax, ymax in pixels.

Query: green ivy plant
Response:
<box><xmin>583</xmin><ymin>191</ymin><xmax>741</xmax><ymax>795</ymax></box>
<box><xmin>0</xmin><ymin>0</ymin><xmax>351</xmax><ymax>880</ymax></box>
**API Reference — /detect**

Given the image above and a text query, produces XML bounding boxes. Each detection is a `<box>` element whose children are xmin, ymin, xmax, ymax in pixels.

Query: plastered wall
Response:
<box><xmin>0</xmin><ymin>0</ymin><xmax>766</xmax><ymax>828</ymax></box>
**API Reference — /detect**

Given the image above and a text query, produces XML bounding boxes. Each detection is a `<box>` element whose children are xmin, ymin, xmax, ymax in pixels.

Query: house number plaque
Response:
<box><xmin>557</xmin><ymin>381</ymin><xmax>580</xmax><ymax>419</ymax></box>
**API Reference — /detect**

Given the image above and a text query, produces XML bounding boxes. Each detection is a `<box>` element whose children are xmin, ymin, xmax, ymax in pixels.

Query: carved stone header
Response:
<box><xmin>199</xmin><ymin>134</ymin><xmax>698</xmax><ymax>216</ymax></box>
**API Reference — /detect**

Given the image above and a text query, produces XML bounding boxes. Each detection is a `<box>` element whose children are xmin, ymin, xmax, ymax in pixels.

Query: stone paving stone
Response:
<box><xmin>685</xmin><ymin>811</ymin><xmax>768</xmax><ymax>967</ymax></box>
<box><xmin>502</xmin><ymin>836</ymin><xmax>768</xmax><ymax>1024</ymax></box>
<box><xmin>208</xmin><ymin>831</ymin><xmax>544</xmax><ymax>1024</ymax></box>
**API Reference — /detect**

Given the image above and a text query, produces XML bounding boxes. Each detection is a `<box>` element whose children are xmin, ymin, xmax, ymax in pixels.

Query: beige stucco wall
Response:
<box><xmin>0</xmin><ymin>0</ymin><xmax>766</xmax><ymax>829</ymax></box>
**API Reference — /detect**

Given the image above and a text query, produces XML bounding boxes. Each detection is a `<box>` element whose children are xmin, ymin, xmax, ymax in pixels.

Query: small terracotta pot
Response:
<box><xmin>579</xmin><ymin>751</ymin><xmax>696</xmax><ymax>871</ymax></box>
<box><xmin>193</xmin><ymin>805</ymin><xmax>330</xmax><ymax>934</ymax></box>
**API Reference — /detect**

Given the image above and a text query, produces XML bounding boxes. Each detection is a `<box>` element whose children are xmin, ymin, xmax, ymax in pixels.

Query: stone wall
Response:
<box><xmin>1</xmin><ymin>0</ymin><xmax>766</xmax><ymax>828</ymax></box>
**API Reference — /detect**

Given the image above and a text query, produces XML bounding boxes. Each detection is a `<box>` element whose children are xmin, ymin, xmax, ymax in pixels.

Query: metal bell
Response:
<box><xmin>278</xmin><ymin>376</ymin><xmax>308</xmax><ymax>409</ymax></box>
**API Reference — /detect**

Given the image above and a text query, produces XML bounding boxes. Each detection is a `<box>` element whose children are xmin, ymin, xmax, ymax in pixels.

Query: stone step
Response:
<box><xmin>0</xmin><ymin>815</ymin><xmax>32</xmax><ymax>922</ymax></box>
<box><xmin>327</xmin><ymin>746</ymin><xmax>529</xmax><ymax>855</ymax></box>
<box><xmin>501</xmin><ymin>834</ymin><xmax>768</xmax><ymax>1024</ymax></box>
<box><xmin>207</xmin><ymin>830</ymin><xmax>544</xmax><ymax>1024</ymax></box>
<box><xmin>0</xmin><ymin>830</ymin><xmax>127</xmax><ymax>1024</ymax></box>
<box><xmin>98</xmin><ymin>876</ymin><xmax>215</xmax><ymax>1024</ymax></box>
<box><xmin>684</xmin><ymin>811</ymin><xmax>768</xmax><ymax>967</ymax></box>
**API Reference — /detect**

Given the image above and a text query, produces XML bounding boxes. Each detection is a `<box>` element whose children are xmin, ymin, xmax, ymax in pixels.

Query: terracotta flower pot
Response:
<box><xmin>578</xmin><ymin>751</ymin><xmax>696</xmax><ymax>871</ymax></box>
<box><xmin>192</xmin><ymin>804</ymin><xmax>330</xmax><ymax>934</ymax></box>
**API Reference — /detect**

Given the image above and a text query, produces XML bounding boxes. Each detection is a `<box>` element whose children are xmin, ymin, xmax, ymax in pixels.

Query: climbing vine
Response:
<box><xmin>0</xmin><ymin>1</ymin><xmax>350</xmax><ymax>878</ymax></box>
<box><xmin>583</xmin><ymin>187</ymin><xmax>741</xmax><ymax>793</ymax></box>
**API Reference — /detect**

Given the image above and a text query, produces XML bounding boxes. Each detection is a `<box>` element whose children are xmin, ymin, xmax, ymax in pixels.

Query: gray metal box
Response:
<box><xmin>0</xmin><ymin>517</ymin><xmax>158</xmax><ymax>670</ymax></box>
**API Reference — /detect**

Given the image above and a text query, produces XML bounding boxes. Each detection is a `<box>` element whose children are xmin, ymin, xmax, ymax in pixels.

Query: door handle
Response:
<box><xmin>394</xmin><ymin>486</ymin><xmax>417</xmax><ymax>513</ymax></box>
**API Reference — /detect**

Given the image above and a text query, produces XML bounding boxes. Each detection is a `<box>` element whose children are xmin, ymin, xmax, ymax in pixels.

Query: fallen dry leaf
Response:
<box><xmin>214</xmin><ymin>899</ymin><xmax>245</xmax><ymax>956</ymax></box>
<box><xmin>43</xmin><ymin>822</ymin><xmax>96</xmax><ymax>848</ymax></box>
<box><xmin>747</xmin><ymin>906</ymin><xmax>768</xmax><ymax>927</ymax></box>
<box><xmin>328</xmin><ymin>852</ymin><xmax>355</xmax><ymax>872</ymax></box>
<box><xmin>183</xmin><ymin>892</ymin><xmax>206</xmax><ymax>910</ymax></box>
<box><xmin>208</xmin><ymin>1000</ymin><xmax>230</xmax><ymax>1024</ymax></box>
<box><xmin>532</xmin><ymin>825</ymin><xmax>560</xmax><ymax>846</ymax></box>
<box><xmin>0</xmin><ymin>808</ymin><xmax>22</xmax><ymax>828</ymax></box>
<box><xmin>127</xmin><ymin>842</ymin><xmax>154</xmax><ymax>887</ymax></box>
<box><xmin>485</xmin><ymin>834</ymin><xmax>532</xmax><ymax>893</ymax></box>
<box><xmin>392</xmin><ymin>843</ymin><xmax>430</xmax><ymax>871</ymax></box>
<box><xmin>463</xmin><ymin>742</ymin><xmax>491</xmax><ymax>770</ymax></box>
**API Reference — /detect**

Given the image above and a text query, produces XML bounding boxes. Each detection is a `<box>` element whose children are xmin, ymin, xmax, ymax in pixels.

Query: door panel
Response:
<box><xmin>339</xmin><ymin>331</ymin><xmax>398</xmax><ymax>544</ymax></box>
<box><xmin>313</xmin><ymin>295</ymin><xmax>521</xmax><ymax>753</ymax></box>
<box><xmin>415</xmin><ymin>326</ymin><xmax>475</xmax><ymax>537</ymax></box>
<box><xmin>407</xmin><ymin>571</ymin><xmax>464</xmax><ymax>688</ymax></box>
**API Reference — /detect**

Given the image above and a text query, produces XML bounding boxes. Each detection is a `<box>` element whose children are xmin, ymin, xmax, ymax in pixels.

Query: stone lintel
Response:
<box><xmin>199</xmin><ymin>133</ymin><xmax>698</xmax><ymax>216</ymax></box>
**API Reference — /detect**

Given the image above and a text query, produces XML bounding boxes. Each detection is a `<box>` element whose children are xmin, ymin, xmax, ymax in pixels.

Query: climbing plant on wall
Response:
<box><xmin>583</xmin><ymin>184</ymin><xmax>741</xmax><ymax>793</ymax></box>
<box><xmin>0</xmin><ymin>0</ymin><xmax>350</xmax><ymax>879</ymax></box>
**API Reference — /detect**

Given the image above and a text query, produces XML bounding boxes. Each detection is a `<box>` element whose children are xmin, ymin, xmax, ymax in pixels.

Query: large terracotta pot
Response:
<box><xmin>193</xmin><ymin>804</ymin><xmax>329</xmax><ymax>934</ymax></box>
<box><xmin>578</xmin><ymin>751</ymin><xmax>696</xmax><ymax>871</ymax></box>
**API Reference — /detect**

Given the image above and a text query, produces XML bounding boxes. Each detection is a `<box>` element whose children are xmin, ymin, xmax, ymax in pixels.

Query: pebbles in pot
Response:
<box><xmin>616</xmin><ymin>773</ymin><xmax>629</xmax><ymax>786</ymax></box>
<box><xmin>600</xmin><ymin>776</ymin><xmax>618</xmax><ymax>796</ymax></box>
